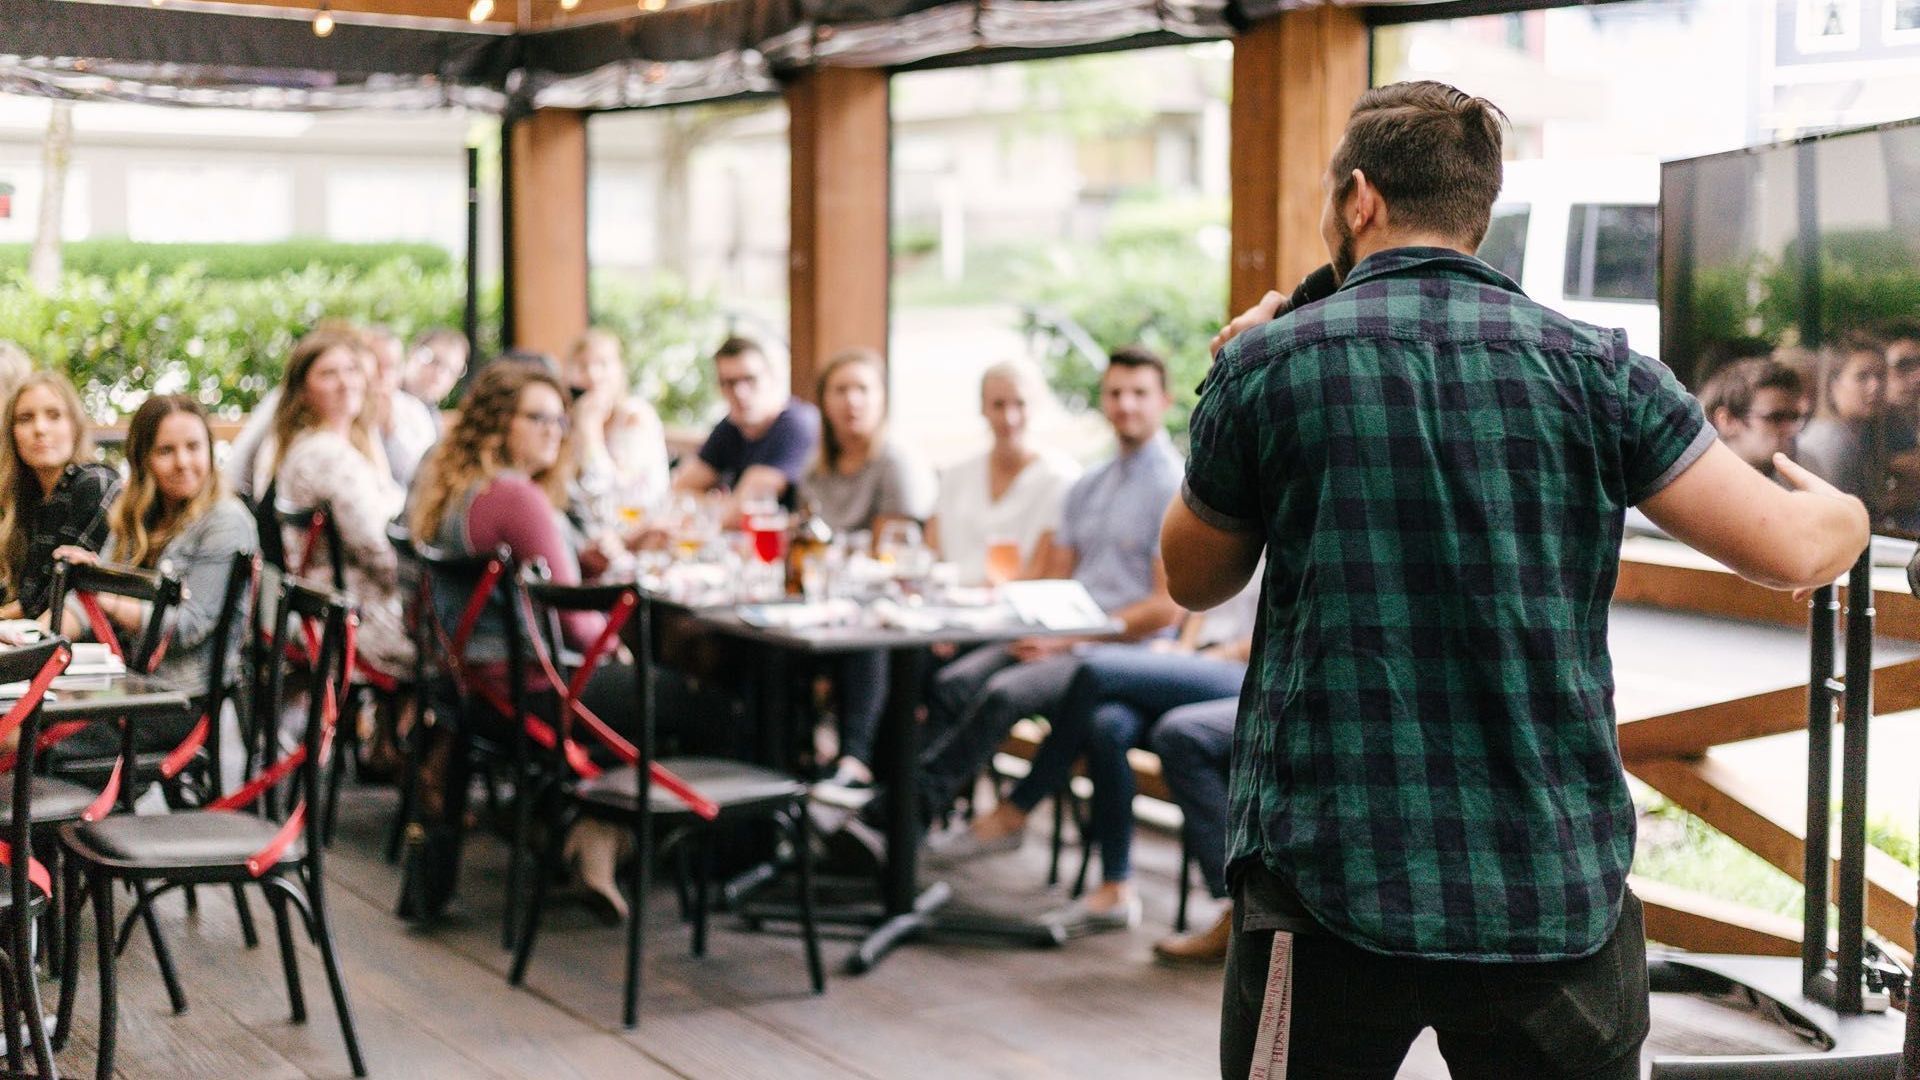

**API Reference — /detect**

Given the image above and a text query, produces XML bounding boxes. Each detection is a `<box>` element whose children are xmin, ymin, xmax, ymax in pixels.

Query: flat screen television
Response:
<box><xmin>1660</xmin><ymin>116</ymin><xmax>1920</xmax><ymax>540</ymax></box>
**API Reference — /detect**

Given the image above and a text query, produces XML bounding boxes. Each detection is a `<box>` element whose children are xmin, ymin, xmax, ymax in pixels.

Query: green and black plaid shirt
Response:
<box><xmin>1185</xmin><ymin>247</ymin><xmax>1713</xmax><ymax>962</ymax></box>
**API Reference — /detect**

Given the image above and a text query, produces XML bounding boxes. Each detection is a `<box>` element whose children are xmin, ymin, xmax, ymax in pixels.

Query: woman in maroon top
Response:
<box><xmin>408</xmin><ymin>359</ymin><xmax>635</xmax><ymax>921</ymax></box>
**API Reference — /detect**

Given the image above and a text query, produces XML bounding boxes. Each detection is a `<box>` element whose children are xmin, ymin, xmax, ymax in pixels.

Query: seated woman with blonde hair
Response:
<box><xmin>263</xmin><ymin>329</ymin><xmax>413</xmax><ymax>682</ymax></box>
<box><xmin>0</xmin><ymin>370</ymin><xmax>120</xmax><ymax>624</ymax></box>
<box><xmin>563</xmin><ymin>328</ymin><xmax>670</xmax><ymax>537</ymax></box>
<box><xmin>51</xmin><ymin>395</ymin><xmax>256</xmax><ymax>781</ymax></box>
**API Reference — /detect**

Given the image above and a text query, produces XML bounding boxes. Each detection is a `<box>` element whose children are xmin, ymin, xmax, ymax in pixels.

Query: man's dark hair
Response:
<box><xmin>1872</xmin><ymin>317</ymin><xmax>1920</xmax><ymax>346</ymax></box>
<box><xmin>1697</xmin><ymin>357</ymin><xmax>1805</xmax><ymax>420</ymax></box>
<box><xmin>1104</xmin><ymin>344</ymin><xmax>1168</xmax><ymax>392</ymax></box>
<box><xmin>1328</xmin><ymin>81</ymin><xmax>1508</xmax><ymax>246</ymax></box>
<box><xmin>713</xmin><ymin>336</ymin><xmax>765</xmax><ymax>365</ymax></box>
<box><xmin>1699</xmin><ymin>336</ymin><xmax>1775</xmax><ymax>371</ymax></box>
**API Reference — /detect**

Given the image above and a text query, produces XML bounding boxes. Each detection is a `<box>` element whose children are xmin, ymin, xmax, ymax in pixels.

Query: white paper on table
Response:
<box><xmin>998</xmin><ymin>580</ymin><xmax>1110</xmax><ymax>632</ymax></box>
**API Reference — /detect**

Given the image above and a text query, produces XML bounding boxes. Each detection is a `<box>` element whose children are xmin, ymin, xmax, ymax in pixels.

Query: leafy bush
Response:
<box><xmin>0</xmin><ymin>261</ymin><xmax>483</xmax><ymax>419</ymax></box>
<box><xmin>588</xmin><ymin>273</ymin><xmax>731</xmax><ymax>426</ymax></box>
<box><xmin>0</xmin><ymin>239</ymin><xmax>452</xmax><ymax>281</ymax></box>
<box><xmin>1022</xmin><ymin>240</ymin><xmax>1226</xmax><ymax>436</ymax></box>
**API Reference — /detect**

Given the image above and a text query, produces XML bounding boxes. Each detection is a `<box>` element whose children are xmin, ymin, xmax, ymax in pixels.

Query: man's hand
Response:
<box><xmin>1210</xmin><ymin>290</ymin><xmax>1287</xmax><ymax>359</ymax></box>
<box><xmin>1776</xmin><ymin>453</ymin><xmax>1870</xmax><ymax>601</ymax></box>
<box><xmin>1008</xmin><ymin>636</ymin><xmax>1076</xmax><ymax>663</ymax></box>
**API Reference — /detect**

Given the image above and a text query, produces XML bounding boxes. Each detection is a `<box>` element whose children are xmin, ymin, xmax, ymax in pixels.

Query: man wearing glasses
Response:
<box><xmin>671</xmin><ymin>336</ymin><xmax>820</xmax><ymax>510</ymax></box>
<box><xmin>1697</xmin><ymin>356</ymin><xmax>1808</xmax><ymax>478</ymax></box>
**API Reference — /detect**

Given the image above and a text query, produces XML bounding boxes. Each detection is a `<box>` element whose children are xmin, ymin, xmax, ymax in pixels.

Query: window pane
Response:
<box><xmin>1588</xmin><ymin>204</ymin><xmax>1658</xmax><ymax>302</ymax></box>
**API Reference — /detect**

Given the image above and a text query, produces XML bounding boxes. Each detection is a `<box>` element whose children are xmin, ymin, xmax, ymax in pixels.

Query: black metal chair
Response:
<box><xmin>271</xmin><ymin>500</ymin><xmax>410</xmax><ymax>845</ymax></box>
<box><xmin>0</xmin><ymin>637</ymin><xmax>74</xmax><ymax>1079</ymax></box>
<box><xmin>402</xmin><ymin>539</ymin><xmax>529</xmax><ymax>941</ymax></box>
<box><xmin>506</xmin><ymin>578</ymin><xmax>824</xmax><ymax>1027</ymax></box>
<box><xmin>382</xmin><ymin>522</ymin><xmax>432</xmax><ymax>864</ymax></box>
<box><xmin>56</xmin><ymin>578</ymin><xmax>368</xmax><ymax>1079</ymax></box>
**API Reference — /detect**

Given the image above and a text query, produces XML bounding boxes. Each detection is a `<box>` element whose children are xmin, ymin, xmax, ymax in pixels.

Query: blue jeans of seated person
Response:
<box><xmin>1006</xmin><ymin>645</ymin><xmax>1247</xmax><ymax>884</ymax></box>
<box><xmin>1150</xmin><ymin>698</ymin><xmax>1237</xmax><ymax>899</ymax></box>
<box><xmin>834</xmin><ymin>649</ymin><xmax>888</xmax><ymax>767</ymax></box>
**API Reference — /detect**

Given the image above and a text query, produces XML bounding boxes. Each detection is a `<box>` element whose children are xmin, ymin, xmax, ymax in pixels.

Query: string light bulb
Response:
<box><xmin>560</xmin><ymin>0</ymin><xmax>579</xmax><ymax>9</ymax></box>
<box><xmin>468</xmin><ymin>0</ymin><xmax>494</xmax><ymax>21</ymax></box>
<box><xmin>312</xmin><ymin>1</ymin><xmax>335</xmax><ymax>36</ymax></box>
<box><xmin>640</xmin><ymin>0</ymin><xmax>666</xmax><ymax>11</ymax></box>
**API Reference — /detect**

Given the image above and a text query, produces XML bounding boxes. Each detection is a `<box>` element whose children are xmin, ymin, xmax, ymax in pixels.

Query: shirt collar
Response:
<box><xmin>1115</xmin><ymin>430</ymin><xmax>1174</xmax><ymax>469</ymax></box>
<box><xmin>1337</xmin><ymin>246</ymin><xmax>1522</xmax><ymax>295</ymax></box>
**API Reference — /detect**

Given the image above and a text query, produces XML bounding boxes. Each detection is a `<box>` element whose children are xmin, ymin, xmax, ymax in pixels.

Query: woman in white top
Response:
<box><xmin>265</xmin><ymin>329</ymin><xmax>413</xmax><ymax>679</ymax></box>
<box><xmin>927</xmin><ymin>361</ymin><xmax>1081</xmax><ymax>585</ymax></box>
<box><xmin>564</xmin><ymin>329</ymin><xmax>670</xmax><ymax>534</ymax></box>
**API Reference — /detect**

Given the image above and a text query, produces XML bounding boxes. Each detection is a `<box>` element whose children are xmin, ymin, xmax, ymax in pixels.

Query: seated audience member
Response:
<box><xmin>50</xmin><ymin>396</ymin><xmax>256</xmax><ymax>782</ymax></box>
<box><xmin>0</xmin><ymin>372</ymin><xmax>119</xmax><ymax>623</ymax></box>
<box><xmin>0</xmin><ymin>340</ymin><xmax>32</xmax><ymax>408</ymax></box>
<box><xmin>1881</xmin><ymin>322</ymin><xmax>1920</xmax><ymax>442</ymax></box>
<box><xmin>1796</xmin><ymin>334</ymin><xmax>1889</xmax><ymax>507</ymax></box>
<box><xmin>563</xmin><ymin>328</ymin><xmax>670</xmax><ymax>530</ymax></box>
<box><xmin>265</xmin><ymin>330</ymin><xmax>414</xmax><ymax>682</ymax></box>
<box><xmin>944</xmin><ymin>576</ymin><xmax>1258</xmax><ymax>934</ymax></box>
<box><xmin>801</xmin><ymin>348</ymin><xmax>935</xmax><ymax>802</ymax></box>
<box><xmin>670</xmin><ymin>337</ymin><xmax>819</xmax><ymax>511</ymax></box>
<box><xmin>404</xmin><ymin>328</ymin><xmax>470</xmax><ymax>419</ymax></box>
<box><xmin>409</xmin><ymin>359</ymin><xmax>637</xmax><ymax>921</ymax></box>
<box><xmin>366</xmin><ymin>324</ymin><xmax>440</xmax><ymax>488</ymax></box>
<box><xmin>1697</xmin><ymin>357</ymin><xmax>1807</xmax><ymax>477</ymax></box>
<box><xmin>915</xmin><ymin>346</ymin><xmax>1184</xmax><ymax>842</ymax></box>
<box><xmin>927</xmin><ymin>361</ymin><xmax>1080</xmax><ymax>585</ymax></box>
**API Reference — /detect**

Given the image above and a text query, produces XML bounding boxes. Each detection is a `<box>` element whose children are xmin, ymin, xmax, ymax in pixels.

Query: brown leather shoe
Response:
<box><xmin>1152</xmin><ymin>908</ymin><xmax>1231</xmax><ymax>967</ymax></box>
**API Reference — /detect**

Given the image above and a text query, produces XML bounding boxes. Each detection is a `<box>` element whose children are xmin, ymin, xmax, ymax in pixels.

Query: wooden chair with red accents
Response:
<box><xmin>55</xmin><ymin>577</ymin><xmax>368</xmax><ymax>1080</ymax></box>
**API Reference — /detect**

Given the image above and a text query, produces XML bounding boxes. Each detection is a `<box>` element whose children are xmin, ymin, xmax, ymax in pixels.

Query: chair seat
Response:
<box><xmin>0</xmin><ymin>774</ymin><xmax>100</xmax><ymax>824</ymax></box>
<box><xmin>68</xmin><ymin>811</ymin><xmax>304</xmax><ymax>870</ymax></box>
<box><xmin>576</xmin><ymin>757</ymin><xmax>804</xmax><ymax>816</ymax></box>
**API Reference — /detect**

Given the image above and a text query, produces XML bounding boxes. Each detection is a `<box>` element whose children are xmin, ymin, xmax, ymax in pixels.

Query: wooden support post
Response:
<box><xmin>1228</xmin><ymin>6</ymin><xmax>1368</xmax><ymax>317</ymax></box>
<box><xmin>505</xmin><ymin>108</ymin><xmax>589</xmax><ymax>359</ymax></box>
<box><xmin>787</xmin><ymin>67</ymin><xmax>890</xmax><ymax>403</ymax></box>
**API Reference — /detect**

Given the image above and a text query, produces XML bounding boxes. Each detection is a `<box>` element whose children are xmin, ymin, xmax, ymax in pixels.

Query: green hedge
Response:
<box><xmin>0</xmin><ymin>261</ymin><xmax>727</xmax><ymax>426</ymax></box>
<box><xmin>0</xmin><ymin>239</ymin><xmax>453</xmax><ymax>281</ymax></box>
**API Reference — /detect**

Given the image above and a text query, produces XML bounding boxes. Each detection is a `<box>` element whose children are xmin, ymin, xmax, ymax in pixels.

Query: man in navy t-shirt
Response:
<box><xmin>672</xmin><ymin>336</ymin><xmax>821</xmax><ymax>507</ymax></box>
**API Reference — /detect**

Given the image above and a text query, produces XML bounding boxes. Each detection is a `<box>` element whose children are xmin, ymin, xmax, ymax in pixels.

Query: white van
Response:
<box><xmin>1476</xmin><ymin>157</ymin><xmax>1661</xmax><ymax>359</ymax></box>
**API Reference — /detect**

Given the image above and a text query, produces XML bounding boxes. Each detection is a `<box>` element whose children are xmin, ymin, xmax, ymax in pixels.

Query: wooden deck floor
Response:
<box><xmin>35</xmin><ymin>782</ymin><xmax>1830</xmax><ymax>1080</ymax></box>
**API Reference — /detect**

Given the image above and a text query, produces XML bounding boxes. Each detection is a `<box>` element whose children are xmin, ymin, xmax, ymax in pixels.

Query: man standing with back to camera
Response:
<box><xmin>1162</xmin><ymin>80</ymin><xmax>1871</xmax><ymax>1079</ymax></box>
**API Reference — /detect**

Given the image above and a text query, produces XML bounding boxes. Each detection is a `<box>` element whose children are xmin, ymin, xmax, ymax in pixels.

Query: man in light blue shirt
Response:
<box><xmin>911</xmin><ymin>345</ymin><xmax>1185</xmax><ymax>838</ymax></box>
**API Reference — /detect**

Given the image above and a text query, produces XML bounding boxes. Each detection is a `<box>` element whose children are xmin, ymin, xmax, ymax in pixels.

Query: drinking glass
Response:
<box><xmin>984</xmin><ymin>537</ymin><xmax>1021</xmax><ymax>587</ymax></box>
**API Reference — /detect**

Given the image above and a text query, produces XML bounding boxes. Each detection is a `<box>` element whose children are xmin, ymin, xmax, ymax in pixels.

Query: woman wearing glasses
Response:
<box><xmin>408</xmin><ymin>358</ymin><xmax>636</xmax><ymax>922</ymax></box>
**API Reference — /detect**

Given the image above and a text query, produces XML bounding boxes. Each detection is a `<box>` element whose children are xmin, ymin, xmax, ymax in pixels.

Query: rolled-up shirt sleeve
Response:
<box><xmin>1618</xmin><ymin>345</ymin><xmax>1714</xmax><ymax>506</ymax></box>
<box><xmin>1182</xmin><ymin>350</ymin><xmax>1262</xmax><ymax>532</ymax></box>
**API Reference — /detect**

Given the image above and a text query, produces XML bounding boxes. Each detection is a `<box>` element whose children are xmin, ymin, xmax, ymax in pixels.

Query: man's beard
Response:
<box><xmin>1332</xmin><ymin>211</ymin><xmax>1357</xmax><ymax>285</ymax></box>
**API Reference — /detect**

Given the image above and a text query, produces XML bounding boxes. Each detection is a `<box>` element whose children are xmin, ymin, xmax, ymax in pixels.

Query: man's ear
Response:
<box><xmin>1709</xmin><ymin>406</ymin><xmax>1737</xmax><ymax>431</ymax></box>
<box><xmin>1349</xmin><ymin>169</ymin><xmax>1384</xmax><ymax>234</ymax></box>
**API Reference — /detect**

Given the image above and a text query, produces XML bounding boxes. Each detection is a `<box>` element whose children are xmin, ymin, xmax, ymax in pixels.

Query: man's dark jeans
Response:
<box><xmin>1221</xmin><ymin>889</ymin><xmax>1649</xmax><ymax>1079</ymax></box>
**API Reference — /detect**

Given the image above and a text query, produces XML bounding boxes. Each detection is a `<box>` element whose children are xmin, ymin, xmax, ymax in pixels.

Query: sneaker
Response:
<box><xmin>812</xmin><ymin>761</ymin><xmax>879</xmax><ymax>811</ymax></box>
<box><xmin>1048</xmin><ymin>893</ymin><xmax>1143</xmax><ymax>935</ymax></box>
<box><xmin>1152</xmin><ymin>908</ymin><xmax>1232</xmax><ymax>966</ymax></box>
<box><xmin>923</xmin><ymin>824</ymin><xmax>1024</xmax><ymax>864</ymax></box>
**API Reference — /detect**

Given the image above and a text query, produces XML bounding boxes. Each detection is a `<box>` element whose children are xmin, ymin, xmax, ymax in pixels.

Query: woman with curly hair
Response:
<box><xmin>407</xmin><ymin>358</ymin><xmax>635</xmax><ymax>922</ymax></box>
<box><xmin>0</xmin><ymin>370</ymin><xmax>119</xmax><ymax>623</ymax></box>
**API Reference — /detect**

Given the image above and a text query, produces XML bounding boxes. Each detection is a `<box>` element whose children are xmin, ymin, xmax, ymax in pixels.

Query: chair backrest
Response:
<box><xmin>255</xmin><ymin>576</ymin><xmax>354</xmax><ymax>859</ymax></box>
<box><xmin>273</xmin><ymin>499</ymin><xmax>346</xmax><ymax>593</ymax></box>
<box><xmin>414</xmin><ymin>537</ymin><xmax>522</xmax><ymax>692</ymax></box>
<box><xmin>48</xmin><ymin>558</ymin><xmax>183</xmax><ymax>675</ymax></box>
<box><xmin>0</xmin><ymin>638</ymin><xmax>72</xmax><ymax>907</ymax></box>
<box><xmin>519</xmin><ymin>573</ymin><xmax>645</xmax><ymax>771</ymax></box>
<box><xmin>184</xmin><ymin>551</ymin><xmax>258</xmax><ymax>794</ymax></box>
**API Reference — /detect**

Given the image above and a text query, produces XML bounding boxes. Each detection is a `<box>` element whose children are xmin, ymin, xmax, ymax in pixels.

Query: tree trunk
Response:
<box><xmin>28</xmin><ymin>101</ymin><xmax>73</xmax><ymax>293</ymax></box>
